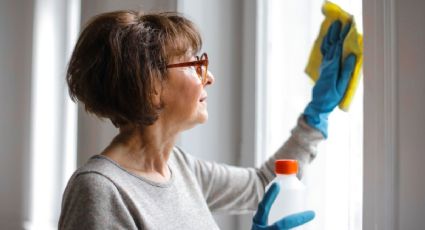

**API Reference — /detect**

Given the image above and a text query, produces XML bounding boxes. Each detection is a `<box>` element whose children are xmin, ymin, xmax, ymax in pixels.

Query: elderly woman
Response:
<box><xmin>59</xmin><ymin>10</ymin><xmax>355</xmax><ymax>230</ymax></box>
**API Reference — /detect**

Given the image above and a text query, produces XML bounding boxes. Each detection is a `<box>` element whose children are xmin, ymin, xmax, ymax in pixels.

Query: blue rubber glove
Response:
<box><xmin>304</xmin><ymin>20</ymin><xmax>357</xmax><ymax>138</ymax></box>
<box><xmin>251</xmin><ymin>183</ymin><xmax>315</xmax><ymax>230</ymax></box>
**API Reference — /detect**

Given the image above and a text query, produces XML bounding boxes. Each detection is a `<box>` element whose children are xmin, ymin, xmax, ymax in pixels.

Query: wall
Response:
<box><xmin>363</xmin><ymin>0</ymin><xmax>425</xmax><ymax>229</ymax></box>
<box><xmin>396</xmin><ymin>0</ymin><xmax>425</xmax><ymax>228</ymax></box>
<box><xmin>0</xmin><ymin>0</ymin><xmax>33</xmax><ymax>229</ymax></box>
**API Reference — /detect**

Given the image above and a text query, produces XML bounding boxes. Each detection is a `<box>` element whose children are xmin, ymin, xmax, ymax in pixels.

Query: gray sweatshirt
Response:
<box><xmin>58</xmin><ymin>116</ymin><xmax>323</xmax><ymax>230</ymax></box>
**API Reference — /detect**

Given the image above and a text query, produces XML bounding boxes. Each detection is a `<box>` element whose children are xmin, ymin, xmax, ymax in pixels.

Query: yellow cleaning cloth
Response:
<box><xmin>305</xmin><ymin>1</ymin><xmax>363</xmax><ymax>111</ymax></box>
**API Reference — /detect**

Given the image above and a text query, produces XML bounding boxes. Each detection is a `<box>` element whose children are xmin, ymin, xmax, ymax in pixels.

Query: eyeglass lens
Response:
<box><xmin>197</xmin><ymin>54</ymin><xmax>208</xmax><ymax>83</ymax></box>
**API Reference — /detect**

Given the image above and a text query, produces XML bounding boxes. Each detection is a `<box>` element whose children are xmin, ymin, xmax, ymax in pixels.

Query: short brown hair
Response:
<box><xmin>67</xmin><ymin>10</ymin><xmax>202</xmax><ymax>127</ymax></box>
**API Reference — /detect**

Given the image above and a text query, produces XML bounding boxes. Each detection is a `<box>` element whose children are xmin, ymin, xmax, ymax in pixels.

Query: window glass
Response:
<box><xmin>262</xmin><ymin>0</ymin><xmax>363</xmax><ymax>229</ymax></box>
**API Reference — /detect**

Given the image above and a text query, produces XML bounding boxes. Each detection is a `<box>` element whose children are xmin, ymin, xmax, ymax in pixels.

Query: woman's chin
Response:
<box><xmin>182</xmin><ymin>112</ymin><xmax>208</xmax><ymax>131</ymax></box>
<box><xmin>198</xmin><ymin>111</ymin><xmax>208</xmax><ymax>124</ymax></box>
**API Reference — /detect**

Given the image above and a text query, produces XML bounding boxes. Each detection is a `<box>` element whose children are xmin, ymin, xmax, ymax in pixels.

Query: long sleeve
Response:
<box><xmin>259</xmin><ymin>115</ymin><xmax>324</xmax><ymax>181</ymax></box>
<box><xmin>178</xmin><ymin>115</ymin><xmax>323</xmax><ymax>214</ymax></box>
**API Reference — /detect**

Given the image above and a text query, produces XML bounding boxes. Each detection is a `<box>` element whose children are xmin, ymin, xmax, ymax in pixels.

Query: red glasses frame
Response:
<box><xmin>166</xmin><ymin>53</ymin><xmax>209</xmax><ymax>84</ymax></box>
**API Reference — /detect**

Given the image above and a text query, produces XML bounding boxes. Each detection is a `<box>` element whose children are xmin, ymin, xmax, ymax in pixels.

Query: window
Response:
<box><xmin>257</xmin><ymin>0</ymin><xmax>363</xmax><ymax>229</ymax></box>
<box><xmin>26</xmin><ymin>0</ymin><xmax>80</xmax><ymax>228</ymax></box>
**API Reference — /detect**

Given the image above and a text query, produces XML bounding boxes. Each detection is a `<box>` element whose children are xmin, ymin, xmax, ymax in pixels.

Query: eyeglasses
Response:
<box><xmin>166</xmin><ymin>53</ymin><xmax>209</xmax><ymax>84</ymax></box>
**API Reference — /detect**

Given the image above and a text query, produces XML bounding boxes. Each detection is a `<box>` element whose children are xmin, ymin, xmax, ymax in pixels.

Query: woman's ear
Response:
<box><xmin>151</xmin><ymin>77</ymin><xmax>163</xmax><ymax>108</ymax></box>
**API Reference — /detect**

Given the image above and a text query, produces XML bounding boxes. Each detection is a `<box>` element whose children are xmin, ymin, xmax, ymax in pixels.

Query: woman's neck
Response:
<box><xmin>101</xmin><ymin>121</ymin><xmax>178</xmax><ymax>183</ymax></box>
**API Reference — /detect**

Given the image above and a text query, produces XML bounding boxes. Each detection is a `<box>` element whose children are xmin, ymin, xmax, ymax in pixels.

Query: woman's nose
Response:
<box><xmin>204</xmin><ymin>70</ymin><xmax>215</xmax><ymax>86</ymax></box>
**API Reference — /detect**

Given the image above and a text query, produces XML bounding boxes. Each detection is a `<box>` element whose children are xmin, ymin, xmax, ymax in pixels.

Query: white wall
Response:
<box><xmin>177</xmin><ymin>0</ymin><xmax>243</xmax><ymax>162</ymax></box>
<box><xmin>396</xmin><ymin>0</ymin><xmax>425</xmax><ymax>228</ymax></box>
<box><xmin>363</xmin><ymin>0</ymin><xmax>425</xmax><ymax>229</ymax></box>
<box><xmin>0</xmin><ymin>0</ymin><xmax>34</xmax><ymax>229</ymax></box>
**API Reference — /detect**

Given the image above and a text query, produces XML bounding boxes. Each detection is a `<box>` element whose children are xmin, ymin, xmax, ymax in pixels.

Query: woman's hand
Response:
<box><xmin>251</xmin><ymin>183</ymin><xmax>315</xmax><ymax>230</ymax></box>
<box><xmin>303</xmin><ymin>20</ymin><xmax>356</xmax><ymax>138</ymax></box>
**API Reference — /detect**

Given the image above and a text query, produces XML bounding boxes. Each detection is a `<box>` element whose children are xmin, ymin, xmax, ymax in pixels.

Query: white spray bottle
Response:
<box><xmin>266</xmin><ymin>159</ymin><xmax>307</xmax><ymax>229</ymax></box>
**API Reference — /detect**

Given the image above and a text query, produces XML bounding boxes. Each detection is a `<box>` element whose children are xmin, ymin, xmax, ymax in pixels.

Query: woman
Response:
<box><xmin>59</xmin><ymin>10</ymin><xmax>355</xmax><ymax>230</ymax></box>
